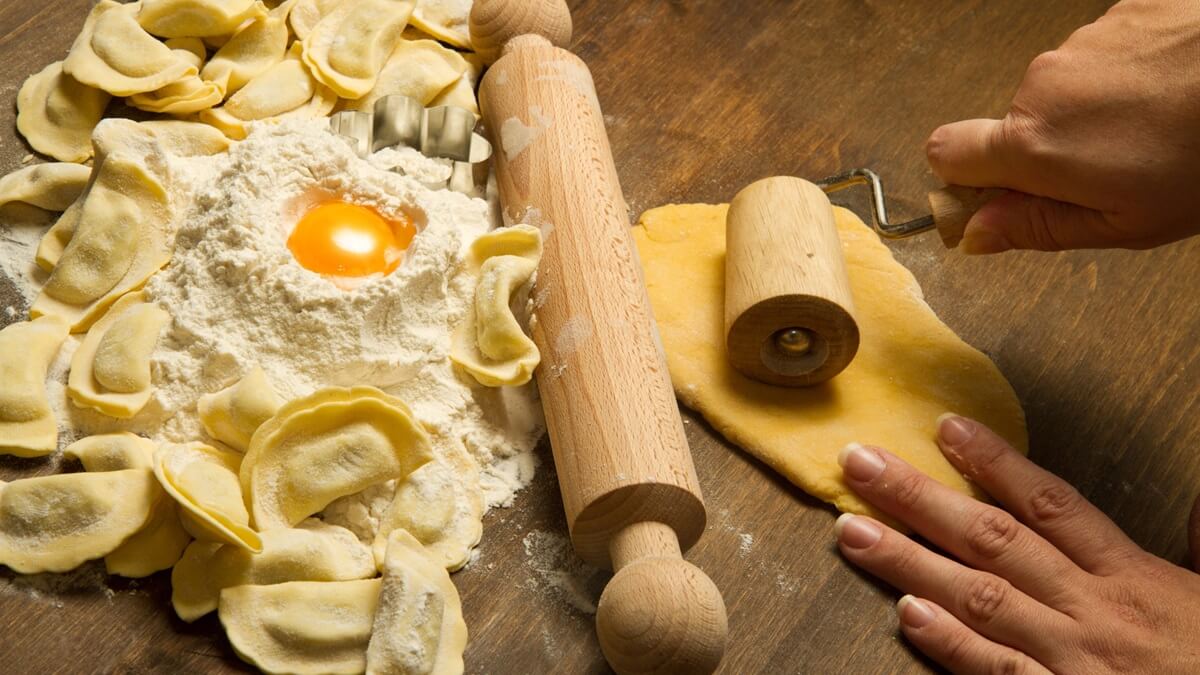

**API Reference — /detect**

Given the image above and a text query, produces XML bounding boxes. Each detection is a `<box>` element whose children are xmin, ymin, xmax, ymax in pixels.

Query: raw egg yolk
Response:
<box><xmin>287</xmin><ymin>201</ymin><xmax>416</xmax><ymax>277</ymax></box>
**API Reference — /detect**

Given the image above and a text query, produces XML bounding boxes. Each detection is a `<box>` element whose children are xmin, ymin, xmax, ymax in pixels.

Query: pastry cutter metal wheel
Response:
<box><xmin>724</xmin><ymin>171</ymin><xmax>1002</xmax><ymax>388</ymax></box>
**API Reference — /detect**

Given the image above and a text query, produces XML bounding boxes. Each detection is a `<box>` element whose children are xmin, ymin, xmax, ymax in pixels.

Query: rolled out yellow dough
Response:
<box><xmin>632</xmin><ymin>204</ymin><xmax>1027</xmax><ymax>519</ymax></box>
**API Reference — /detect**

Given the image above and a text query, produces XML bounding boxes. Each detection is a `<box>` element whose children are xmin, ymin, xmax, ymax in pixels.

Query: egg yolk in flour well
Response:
<box><xmin>288</xmin><ymin>201</ymin><xmax>416</xmax><ymax>278</ymax></box>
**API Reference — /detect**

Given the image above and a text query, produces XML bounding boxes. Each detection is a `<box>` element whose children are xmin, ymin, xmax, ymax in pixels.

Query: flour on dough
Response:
<box><xmin>632</xmin><ymin>204</ymin><xmax>1027</xmax><ymax>521</ymax></box>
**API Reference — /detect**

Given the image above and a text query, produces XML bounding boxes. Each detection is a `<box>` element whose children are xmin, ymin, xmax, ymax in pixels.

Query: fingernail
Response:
<box><xmin>898</xmin><ymin>595</ymin><xmax>937</xmax><ymax>628</ymax></box>
<box><xmin>838</xmin><ymin>443</ymin><xmax>885</xmax><ymax>482</ymax></box>
<box><xmin>937</xmin><ymin>414</ymin><xmax>974</xmax><ymax>447</ymax></box>
<box><xmin>959</xmin><ymin>225</ymin><xmax>1012</xmax><ymax>255</ymax></box>
<box><xmin>835</xmin><ymin>513</ymin><xmax>882</xmax><ymax>549</ymax></box>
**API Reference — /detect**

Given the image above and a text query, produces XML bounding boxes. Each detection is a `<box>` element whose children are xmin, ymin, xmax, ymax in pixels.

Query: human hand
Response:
<box><xmin>833</xmin><ymin>415</ymin><xmax>1200</xmax><ymax>673</ymax></box>
<box><xmin>925</xmin><ymin>0</ymin><xmax>1200</xmax><ymax>254</ymax></box>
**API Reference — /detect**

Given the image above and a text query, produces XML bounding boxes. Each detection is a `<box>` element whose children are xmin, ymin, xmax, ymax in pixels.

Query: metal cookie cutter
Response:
<box><xmin>328</xmin><ymin>94</ymin><xmax>493</xmax><ymax>197</ymax></box>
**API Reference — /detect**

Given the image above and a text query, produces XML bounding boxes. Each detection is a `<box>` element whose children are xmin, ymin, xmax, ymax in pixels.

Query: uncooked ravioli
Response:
<box><xmin>632</xmin><ymin>204</ymin><xmax>1027</xmax><ymax>521</ymax></box>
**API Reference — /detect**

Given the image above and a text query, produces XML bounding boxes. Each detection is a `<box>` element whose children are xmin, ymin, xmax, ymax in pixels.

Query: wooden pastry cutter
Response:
<box><xmin>724</xmin><ymin>171</ymin><xmax>1000</xmax><ymax>388</ymax></box>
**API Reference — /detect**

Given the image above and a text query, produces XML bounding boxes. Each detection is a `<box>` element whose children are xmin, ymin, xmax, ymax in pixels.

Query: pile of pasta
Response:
<box><xmin>0</xmin><ymin>1</ymin><xmax>539</xmax><ymax>673</ymax></box>
<box><xmin>16</xmin><ymin>0</ymin><xmax>478</xmax><ymax>162</ymax></box>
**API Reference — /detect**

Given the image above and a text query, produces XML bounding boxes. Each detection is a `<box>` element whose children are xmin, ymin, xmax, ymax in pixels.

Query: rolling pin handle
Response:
<box><xmin>597</xmin><ymin>522</ymin><xmax>728</xmax><ymax>675</ymax></box>
<box><xmin>468</xmin><ymin>0</ymin><xmax>573</xmax><ymax>64</ymax></box>
<box><xmin>928</xmin><ymin>185</ymin><xmax>1006</xmax><ymax>248</ymax></box>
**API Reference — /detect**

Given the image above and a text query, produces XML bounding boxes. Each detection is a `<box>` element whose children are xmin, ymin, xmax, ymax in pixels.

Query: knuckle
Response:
<box><xmin>965</xmin><ymin>509</ymin><xmax>1020</xmax><ymax>560</ymax></box>
<box><xmin>962</xmin><ymin>575</ymin><xmax>1009</xmax><ymax>624</ymax></box>
<box><xmin>1019</xmin><ymin>199</ymin><xmax>1069</xmax><ymax>251</ymax></box>
<box><xmin>991</xmin><ymin>652</ymin><xmax>1029</xmax><ymax>675</ymax></box>
<box><xmin>1028</xmin><ymin>481</ymin><xmax>1082</xmax><ymax>525</ymax></box>
<box><xmin>1025</xmin><ymin>49</ymin><xmax>1064</xmax><ymax>78</ymax></box>
<box><xmin>891</xmin><ymin>471</ymin><xmax>927</xmax><ymax>510</ymax></box>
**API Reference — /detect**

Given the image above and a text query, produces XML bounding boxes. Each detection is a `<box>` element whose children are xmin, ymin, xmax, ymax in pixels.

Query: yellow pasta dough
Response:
<box><xmin>64</xmin><ymin>1</ymin><xmax>197</xmax><ymax>97</ymax></box>
<box><xmin>371</xmin><ymin>436</ymin><xmax>483</xmax><ymax>572</ymax></box>
<box><xmin>288</xmin><ymin>0</ymin><xmax>342</xmax><ymax>39</ymax></box>
<box><xmin>631</xmin><ymin>204</ymin><xmax>1028</xmax><ymax>520</ymax></box>
<box><xmin>155</xmin><ymin>442</ymin><xmax>263</xmax><ymax>552</ymax></box>
<box><xmin>68</xmin><ymin>292</ymin><xmax>171</xmax><ymax>418</ymax></box>
<box><xmin>137</xmin><ymin>0</ymin><xmax>267</xmax><ymax>38</ymax></box>
<box><xmin>241</xmin><ymin>386</ymin><xmax>434</xmax><ymax>531</ymax></box>
<box><xmin>342</xmin><ymin>38</ymin><xmax>468</xmax><ymax>111</ymax></box>
<box><xmin>16</xmin><ymin>61</ymin><xmax>111</xmax><ymax>163</ymax></box>
<box><xmin>300</xmin><ymin>0</ymin><xmax>416</xmax><ymax>99</ymax></box>
<box><xmin>171</xmin><ymin>519</ymin><xmax>375</xmax><ymax>622</ymax></box>
<box><xmin>198</xmin><ymin>365</ymin><xmax>283</xmax><ymax>452</ymax></box>
<box><xmin>140</xmin><ymin>120</ymin><xmax>234</xmax><ymax>156</ymax></box>
<box><xmin>34</xmin><ymin>199</ymin><xmax>81</xmax><ymax>272</ymax></box>
<box><xmin>0</xmin><ymin>162</ymin><xmax>91</xmax><ymax>215</ymax></box>
<box><xmin>128</xmin><ymin>38</ymin><xmax>224</xmax><ymax>114</ymax></box>
<box><xmin>408</xmin><ymin>0</ymin><xmax>472</xmax><ymax>49</ymax></box>
<box><xmin>31</xmin><ymin>119</ymin><xmax>173</xmax><ymax>332</ymax></box>
<box><xmin>201</xmin><ymin>1</ymin><xmax>293</xmax><ymax>96</ymax></box>
<box><xmin>0</xmin><ymin>315</ymin><xmax>70</xmax><ymax>457</ymax></box>
<box><xmin>366</xmin><ymin>530</ymin><xmax>468</xmax><ymax>675</ymax></box>
<box><xmin>450</xmin><ymin>225</ymin><xmax>542</xmax><ymax>387</ymax></box>
<box><xmin>64</xmin><ymin>433</ymin><xmax>192</xmax><ymax>577</ymax></box>
<box><xmin>0</xmin><ymin>469</ymin><xmax>159</xmax><ymax>574</ymax></box>
<box><xmin>219</xmin><ymin>578</ymin><xmax>382</xmax><ymax>675</ymax></box>
<box><xmin>200</xmin><ymin>44</ymin><xmax>338</xmax><ymax>139</ymax></box>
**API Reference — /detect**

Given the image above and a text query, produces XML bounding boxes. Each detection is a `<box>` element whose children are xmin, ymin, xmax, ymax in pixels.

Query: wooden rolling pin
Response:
<box><xmin>725</xmin><ymin>177</ymin><xmax>859</xmax><ymax>387</ymax></box>
<box><xmin>471</xmin><ymin>1</ymin><xmax>728</xmax><ymax>673</ymax></box>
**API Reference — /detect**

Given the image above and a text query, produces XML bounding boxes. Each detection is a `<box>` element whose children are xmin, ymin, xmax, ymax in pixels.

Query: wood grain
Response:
<box><xmin>6</xmin><ymin>1</ymin><xmax>1199</xmax><ymax>674</ymax></box>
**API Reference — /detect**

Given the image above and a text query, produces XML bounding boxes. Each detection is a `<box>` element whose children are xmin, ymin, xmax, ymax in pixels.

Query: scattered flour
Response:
<box><xmin>738</xmin><ymin>532</ymin><xmax>755</xmax><ymax>556</ymax></box>
<box><xmin>3</xmin><ymin>119</ymin><xmax>547</xmax><ymax>551</ymax></box>
<box><xmin>521</xmin><ymin>529</ymin><xmax>604</xmax><ymax>615</ymax></box>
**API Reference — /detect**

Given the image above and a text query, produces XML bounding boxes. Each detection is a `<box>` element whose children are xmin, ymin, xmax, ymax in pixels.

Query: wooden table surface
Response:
<box><xmin>4</xmin><ymin>1</ymin><xmax>1199</xmax><ymax>673</ymax></box>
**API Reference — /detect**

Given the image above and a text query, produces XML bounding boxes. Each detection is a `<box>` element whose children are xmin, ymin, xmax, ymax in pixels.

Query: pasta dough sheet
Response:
<box><xmin>632</xmin><ymin>204</ymin><xmax>1027</xmax><ymax>519</ymax></box>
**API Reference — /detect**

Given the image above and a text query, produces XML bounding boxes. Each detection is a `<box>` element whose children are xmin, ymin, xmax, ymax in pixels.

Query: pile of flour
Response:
<box><xmin>3</xmin><ymin>119</ymin><xmax>544</xmax><ymax>524</ymax></box>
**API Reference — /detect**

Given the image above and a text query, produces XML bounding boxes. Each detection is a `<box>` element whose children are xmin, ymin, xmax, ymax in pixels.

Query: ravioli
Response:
<box><xmin>137</xmin><ymin>0</ymin><xmax>268</xmax><ymax>38</ymax></box>
<box><xmin>201</xmin><ymin>0</ymin><xmax>294</xmax><ymax>96</ymax></box>
<box><xmin>128</xmin><ymin>38</ymin><xmax>224</xmax><ymax>114</ymax></box>
<box><xmin>199</xmin><ymin>366</ymin><xmax>283</xmax><ymax>452</ymax></box>
<box><xmin>343</xmin><ymin>38</ymin><xmax>469</xmax><ymax>111</ymax></box>
<box><xmin>68</xmin><ymin>292</ymin><xmax>170</xmax><ymax>418</ymax></box>
<box><xmin>0</xmin><ymin>316</ymin><xmax>70</xmax><ymax>458</ymax></box>
<box><xmin>288</xmin><ymin>0</ymin><xmax>342</xmax><ymax>39</ymax></box>
<box><xmin>34</xmin><ymin>200</ymin><xmax>82</xmax><ymax>272</ymax></box>
<box><xmin>372</xmin><ymin>436</ymin><xmax>482</xmax><ymax>572</ymax></box>
<box><xmin>200</xmin><ymin>44</ymin><xmax>338</xmax><ymax>139</ymax></box>
<box><xmin>31</xmin><ymin>119</ymin><xmax>173</xmax><ymax>332</ymax></box>
<box><xmin>0</xmin><ymin>162</ymin><xmax>91</xmax><ymax>215</ymax></box>
<box><xmin>409</xmin><ymin>0</ymin><xmax>472</xmax><ymax>49</ymax></box>
<box><xmin>301</xmin><ymin>0</ymin><xmax>416</xmax><ymax>99</ymax></box>
<box><xmin>0</xmin><ymin>470</ymin><xmax>158</xmax><ymax>574</ymax></box>
<box><xmin>140</xmin><ymin>120</ymin><xmax>234</xmax><ymax>156</ymax></box>
<box><xmin>64</xmin><ymin>433</ymin><xmax>192</xmax><ymax>577</ymax></box>
<box><xmin>171</xmin><ymin>519</ymin><xmax>375</xmax><ymax>621</ymax></box>
<box><xmin>219</xmin><ymin>578</ymin><xmax>382</xmax><ymax>675</ymax></box>
<box><xmin>63</xmin><ymin>432</ymin><xmax>157</xmax><ymax>471</ymax></box>
<box><xmin>64</xmin><ymin>1</ymin><xmax>197</xmax><ymax>97</ymax></box>
<box><xmin>366</xmin><ymin>530</ymin><xmax>468</xmax><ymax>675</ymax></box>
<box><xmin>241</xmin><ymin>387</ymin><xmax>434</xmax><ymax>531</ymax></box>
<box><xmin>155</xmin><ymin>442</ymin><xmax>263</xmax><ymax>552</ymax></box>
<box><xmin>16</xmin><ymin>61</ymin><xmax>111</xmax><ymax>163</ymax></box>
<box><xmin>450</xmin><ymin>225</ymin><xmax>543</xmax><ymax>387</ymax></box>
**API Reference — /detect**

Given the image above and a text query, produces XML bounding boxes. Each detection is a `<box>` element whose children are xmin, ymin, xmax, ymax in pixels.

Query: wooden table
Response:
<box><xmin>4</xmin><ymin>1</ymin><xmax>1198</xmax><ymax>673</ymax></box>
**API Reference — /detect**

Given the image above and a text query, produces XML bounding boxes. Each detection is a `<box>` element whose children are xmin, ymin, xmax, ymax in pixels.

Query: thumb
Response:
<box><xmin>958</xmin><ymin>191</ymin><xmax>1114</xmax><ymax>254</ymax></box>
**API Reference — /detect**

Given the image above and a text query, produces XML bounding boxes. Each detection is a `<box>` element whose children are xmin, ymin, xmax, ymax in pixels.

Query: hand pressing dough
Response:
<box><xmin>16</xmin><ymin>61</ymin><xmax>111</xmax><ymax>163</ymax></box>
<box><xmin>366</xmin><ymin>530</ymin><xmax>468</xmax><ymax>675</ymax></box>
<box><xmin>171</xmin><ymin>519</ymin><xmax>375</xmax><ymax>621</ymax></box>
<box><xmin>198</xmin><ymin>365</ymin><xmax>283</xmax><ymax>452</ymax></box>
<box><xmin>241</xmin><ymin>386</ymin><xmax>434</xmax><ymax>531</ymax></box>
<box><xmin>0</xmin><ymin>315</ymin><xmax>70</xmax><ymax>457</ymax></box>
<box><xmin>219</xmin><ymin>578</ymin><xmax>381</xmax><ymax>675</ymax></box>
<box><xmin>0</xmin><ymin>162</ymin><xmax>91</xmax><ymax>216</ymax></box>
<box><xmin>631</xmin><ymin>204</ymin><xmax>1027</xmax><ymax>519</ymax></box>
